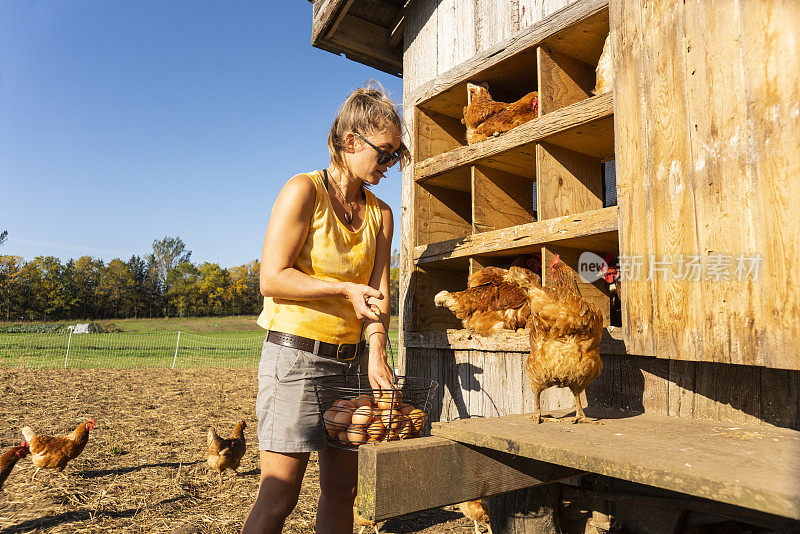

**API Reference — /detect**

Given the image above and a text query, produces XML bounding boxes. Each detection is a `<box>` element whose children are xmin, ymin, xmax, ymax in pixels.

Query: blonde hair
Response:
<box><xmin>328</xmin><ymin>82</ymin><xmax>410</xmax><ymax>175</ymax></box>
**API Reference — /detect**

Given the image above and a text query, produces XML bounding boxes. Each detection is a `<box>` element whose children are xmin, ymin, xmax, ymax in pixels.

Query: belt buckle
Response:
<box><xmin>336</xmin><ymin>343</ymin><xmax>355</xmax><ymax>361</ymax></box>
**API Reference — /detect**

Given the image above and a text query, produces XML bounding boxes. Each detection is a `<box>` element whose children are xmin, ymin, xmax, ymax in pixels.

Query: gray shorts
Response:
<box><xmin>256</xmin><ymin>338</ymin><xmax>367</xmax><ymax>452</ymax></box>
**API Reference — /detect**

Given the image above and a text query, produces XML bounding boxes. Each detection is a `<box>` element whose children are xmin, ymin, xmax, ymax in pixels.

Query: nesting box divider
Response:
<box><xmin>537</xmin><ymin>45</ymin><xmax>596</xmax><ymax>114</ymax></box>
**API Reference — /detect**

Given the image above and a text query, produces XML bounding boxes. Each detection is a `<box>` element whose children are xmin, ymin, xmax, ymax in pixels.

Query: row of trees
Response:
<box><xmin>0</xmin><ymin>236</ymin><xmax>260</xmax><ymax>321</ymax></box>
<box><xmin>0</xmin><ymin>233</ymin><xmax>400</xmax><ymax>322</ymax></box>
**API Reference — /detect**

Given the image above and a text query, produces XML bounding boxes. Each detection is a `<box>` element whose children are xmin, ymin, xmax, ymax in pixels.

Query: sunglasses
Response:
<box><xmin>355</xmin><ymin>132</ymin><xmax>401</xmax><ymax>166</ymax></box>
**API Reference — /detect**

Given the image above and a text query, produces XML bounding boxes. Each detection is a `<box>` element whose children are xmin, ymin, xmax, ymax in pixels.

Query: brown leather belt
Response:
<box><xmin>266</xmin><ymin>330</ymin><xmax>364</xmax><ymax>361</ymax></box>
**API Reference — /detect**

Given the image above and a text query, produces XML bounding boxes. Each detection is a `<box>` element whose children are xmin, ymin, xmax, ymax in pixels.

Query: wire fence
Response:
<box><xmin>0</xmin><ymin>331</ymin><xmax>266</xmax><ymax>369</ymax></box>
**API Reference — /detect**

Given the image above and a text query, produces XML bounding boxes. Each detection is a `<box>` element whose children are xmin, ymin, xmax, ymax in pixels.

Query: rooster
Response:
<box><xmin>526</xmin><ymin>255</ymin><xmax>603</xmax><ymax>424</ymax></box>
<box><xmin>434</xmin><ymin>264</ymin><xmax>541</xmax><ymax>336</ymax></box>
<box><xmin>458</xmin><ymin>499</ymin><xmax>492</xmax><ymax>534</ymax></box>
<box><xmin>207</xmin><ymin>420</ymin><xmax>246</xmax><ymax>485</ymax></box>
<box><xmin>0</xmin><ymin>441</ymin><xmax>29</xmax><ymax>490</ymax></box>
<box><xmin>462</xmin><ymin>83</ymin><xmax>539</xmax><ymax>144</ymax></box>
<box><xmin>22</xmin><ymin>418</ymin><xmax>96</xmax><ymax>479</ymax></box>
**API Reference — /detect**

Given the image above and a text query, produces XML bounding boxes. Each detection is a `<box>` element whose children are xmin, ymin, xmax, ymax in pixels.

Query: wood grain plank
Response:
<box><xmin>416</xmin><ymin>93</ymin><xmax>613</xmax><ymax>181</ymax></box>
<box><xmin>415</xmin><ymin>206</ymin><xmax>618</xmax><ymax>264</ymax></box>
<box><xmin>404</xmin><ymin>327</ymin><xmax>626</xmax><ymax>355</ymax></box>
<box><xmin>432</xmin><ymin>411</ymin><xmax>800</xmax><ymax>520</ymax></box>
<box><xmin>680</xmin><ymin>0</ymin><xmax>757</xmax><ymax>367</ymax></box>
<box><xmin>436</xmin><ymin>0</ymin><xmax>476</xmax><ymax>76</ymax></box>
<box><xmin>472</xmin><ymin>165</ymin><xmax>536</xmax><ymax>234</ymax></box>
<box><xmin>610</xmin><ymin>0</ymin><xmax>656</xmax><ymax>357</ymax></box>
<box><xmin>739</xmin><ymin>0</ymin><xmax>800</xmax><ymax>370</ymax></box>
<box><xmin>402</xmin><ymin>0</ymin><xmax>438</xmax><ymax>94</ymax></box>
<box><xmin>357</xmin><ymin>436</ymin><xmax>581</xmax><ymax>521</ymax></box>
<box><xmin>407</xmin><ymin>0</ymin><xmax>608</xmax><ymax>108</ymax></box>
<box><xmin>536</xmin><ymin>142</ymin><xmax>603</xmax><ymax>220</ymax></box>
<box><xmin>538</xmin><ymin>45</ymin><xmax>595</xmax><ymax>114</ymax></box>
<box><xmin>475</xmin><ymin>0</ymin><xmax>515</xmax><ymax>52</ymax></box>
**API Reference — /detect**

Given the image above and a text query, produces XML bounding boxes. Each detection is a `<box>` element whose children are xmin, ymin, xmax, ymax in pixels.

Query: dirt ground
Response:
<box><xmin>0</xmin><ymin>368</ymin><xmax>478</xmax><ymax>534</ymax></box>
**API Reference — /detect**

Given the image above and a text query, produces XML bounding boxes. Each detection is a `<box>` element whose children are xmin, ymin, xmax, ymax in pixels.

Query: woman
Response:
<box><xmin>242</xmin><ymin>84</ymin><xmax>409</xmax><ymax>534</ymax></box>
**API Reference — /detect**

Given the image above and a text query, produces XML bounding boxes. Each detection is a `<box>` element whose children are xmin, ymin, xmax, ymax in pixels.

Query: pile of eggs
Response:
<box><xmin>322</xmin><ymin>391</ymin><xmax>427</xmax><ymax>447</ymax></box>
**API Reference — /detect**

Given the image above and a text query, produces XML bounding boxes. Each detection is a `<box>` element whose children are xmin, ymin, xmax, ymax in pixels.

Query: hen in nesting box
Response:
<box><xmin>462</xmin><ymin>83</ymin><xmax>539</xmax><ymax>144</ymax></box>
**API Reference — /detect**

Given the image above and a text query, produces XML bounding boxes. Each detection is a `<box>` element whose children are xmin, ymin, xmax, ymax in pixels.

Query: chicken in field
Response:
<box><xmin>354</xmin><ymin>496</ymin><xmax>381</xmax><ymax>534</ymax></box>
<box><xmin>22</xmin><ymin>418</ymin><xmax>96</xmax><ymax>479</ymax></box>
<box><xmin>434</xmin><ymin>264</ymin><xmax>541</xmax><ymax>336</ymax></box>
<box><xmin>462</xmin><ymin>83</ymin><xmax>539</xmax><ymax>144</ymax></box>
<box><xmin>594</xmin><ymin>33</ymin><xmax>613</xmax><ymax>95</ymax></box>
<box><xmin>0</xmin><ymin>441</ymin><xmax>29</xmax><ymax>490</ymax></box>
<box><xmin>525</xmin><ymin>255</ymin><xmax>603</xmax><ymax>424</ymax></box>
<box><xmin>207</xmin><ymin>420</ymin><xmax>246</xmax><ymax>484</ymax></box>
<box><xmin>458</xmin><ymin>499</ymin><xmax>492</xmax><ymax>534</ymax></box>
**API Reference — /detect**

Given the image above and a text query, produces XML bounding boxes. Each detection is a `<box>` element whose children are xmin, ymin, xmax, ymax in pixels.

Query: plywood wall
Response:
<box><xmin>399</xmin><ymin>0</ymin><xmax>800</xmax><ymax>431</ymax></box>
<box><xmin>611</xmin><ymin>0</ymin><xmax>800</xmax><ymax>371</ymax></box>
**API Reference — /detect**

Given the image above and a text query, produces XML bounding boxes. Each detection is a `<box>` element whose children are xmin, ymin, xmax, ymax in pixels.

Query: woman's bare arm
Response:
<box><xmin>364</xmin><ymin>199</ymin><xmax>396</xmax><ymax>390</ymax></box>
<box><xmin>259</xmin><ymin>174</ymin><xmax>380</xmax><ymax>320</ymax></box>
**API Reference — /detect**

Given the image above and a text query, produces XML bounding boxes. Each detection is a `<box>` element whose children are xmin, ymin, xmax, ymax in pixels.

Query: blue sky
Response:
<box><xmin>0</xmin><ymin>2</ymin><xmax>404</xmax><ymax>268</ymax></box>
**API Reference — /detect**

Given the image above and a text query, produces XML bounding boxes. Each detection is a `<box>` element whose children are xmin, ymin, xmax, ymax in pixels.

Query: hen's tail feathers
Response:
<box><xmin>207</xmin><ymin>427</ymin><xmax>221</xmax><ymax>448</ymax></box>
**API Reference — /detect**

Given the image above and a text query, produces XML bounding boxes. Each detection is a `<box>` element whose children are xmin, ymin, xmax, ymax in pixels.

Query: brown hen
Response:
<box><xmin>0</xmin><ymin>441</ymin><xmax>29</xmax><ymax>490</ymax></box>
<box><xmin>458</xmin><ymin>499</ymin><xmax>493</xmax><ymax>534</ymax></box>
<box><xmin>207</xmin><ymin>420</ymin><xmax>246</xmax><ymax>484</ymax></box>
<box><xmin>22</xmin><ymin>418</ymin><xmax>95</xmax><ymax>479</ymax></box>
<box><xmin>462</xmin><ymin>83</ymin><xmax>539</xmax><ymax>144</ymax></box>
<box><xmin>525</xmin><ymin>255</ymin><xmax>603</xmax><ymax>424</ymax></box>
<box><xmin>434</xmin><ymin>265</ymin><xmax>541</xmax><ymax>335</ymax></box>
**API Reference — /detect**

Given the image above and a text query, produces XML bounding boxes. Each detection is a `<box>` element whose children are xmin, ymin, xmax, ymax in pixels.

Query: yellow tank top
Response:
<box><xmin>256</xmin><ymin>170</ymin><xmax>382</xmax><ymax>344</ymax></box>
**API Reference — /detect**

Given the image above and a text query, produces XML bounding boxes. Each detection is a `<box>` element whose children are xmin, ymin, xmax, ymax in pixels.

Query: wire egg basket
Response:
<box><xmin>314</xmin><ymin>374</ymin><xmax>438</xmax><ymax>450</ymax></box>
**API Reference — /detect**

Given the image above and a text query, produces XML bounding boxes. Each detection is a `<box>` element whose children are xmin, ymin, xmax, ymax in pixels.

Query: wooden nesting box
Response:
<box><xmin>311</xmin><ymin>0</ymin><xmax>800</xmax><ymax>530</ymax></box>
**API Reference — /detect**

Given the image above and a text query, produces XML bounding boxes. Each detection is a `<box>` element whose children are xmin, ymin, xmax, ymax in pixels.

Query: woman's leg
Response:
<box><xmin>241</xmin><ymin>450</ymin><xmax>310</xmax><ymax>534</ymax></box>
<box><xmin>315</xmin><ymin>445</ymin><xmax>359</xmax><ymax>534</ymax></box>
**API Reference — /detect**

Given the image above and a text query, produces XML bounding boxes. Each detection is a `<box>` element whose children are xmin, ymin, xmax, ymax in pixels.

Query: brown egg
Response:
<box><xmin>346</xmin><ymin>426</ymin><xmax>368</xmax><ymax>446</ymax></box>
<box><xmin>338</xmin><ymin>430</ymin><xmax>350</xmax><ymax>446</ymax></box>
<box><xmin>353</xmin><ymin>395</ymin><xmax>373</xmax><ymax>408</ymax></box>
<box><xmin>380</xmin><ymin>408</ymin><xmax>402</xmax><ymax>429</ymax></box>
<box><xmin>375</xmin><ymin>393</ymin><xmax>394</xmax><ymax>410</ymax></box>
<box><xmin>398</xmin><ymin>403</ymin><xmax>414</xmax><ymax>415</ymax></box>
<box><xmin>351</xmin><ymin>406</ymin><xmax>373</xmax><ymax>427</ymax></box>
<box><xmin>386</xmin><ymin>428</ymin><xmax>400</xmax><ymax>441</ymax></box>
<box><xmin>407</xmin><ymin>409</ymin><xmax>427</xmax><ymax>433</ymax></box>
<box><xmin>397</xmin><ymin>415</ymin><xmax>413</xmax><ymax>439</ymax></box>
<box><xmin>334</xmin><ymin>399</ymin><xmax>356</xmax><ymax>410</ymax></box>
<box><xmin>366</xmin><ymin>420</ymin><xmax>387</xmax><ymax>442</ymax></box>
<box><xmin>323</xmin><ymin>408</ymin><xmax>339</xmax><ymax>437</ymax></box>
<box><xmin>332</xmin><ymin>409</ymin><xmax>353</xmax><ymax>430</ymax></box>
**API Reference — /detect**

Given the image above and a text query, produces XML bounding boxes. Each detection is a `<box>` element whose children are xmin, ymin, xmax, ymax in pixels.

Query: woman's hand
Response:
<box><xmin>367</xmin><ymin>338</ymin><xmax>396</xmax><ymax>392</ymax></box>
<box><xmin>343</xmin><ymin>282</ymin><xmax>382</xmax><ymax>321</ymax></box>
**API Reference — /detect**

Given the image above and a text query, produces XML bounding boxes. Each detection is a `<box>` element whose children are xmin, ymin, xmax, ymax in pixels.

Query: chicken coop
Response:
<box><xmin>309</xmin><ymin>0</ymin><xmax>800</xmax><ymax>532</ymax></box>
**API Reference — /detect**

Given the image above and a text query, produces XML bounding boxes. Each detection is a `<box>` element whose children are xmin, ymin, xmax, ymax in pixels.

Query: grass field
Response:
<box><xmin>0</xmin><ymin>316</ymin><xmax>399</xmax><ymax>368</ymax></box>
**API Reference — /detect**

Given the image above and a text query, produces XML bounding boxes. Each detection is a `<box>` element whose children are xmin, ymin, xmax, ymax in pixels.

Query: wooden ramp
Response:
<box><xmin>357</xmin><ymin>409</ymin><xmax>800</xmax><ymax>522</ymax></box>
<box><xmin>430</xmin><ymin>409</ymin><xmax>800</xmax><ymax>520</ymax></box>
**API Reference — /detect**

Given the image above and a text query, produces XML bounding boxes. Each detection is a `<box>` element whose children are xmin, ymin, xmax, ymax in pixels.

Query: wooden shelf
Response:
<box><xmin>404</xmin><ymin>326</ymin><xmax>626</xmax><ymax>355</ymax></box>
<box><xmin>415</xmin><ymin>93</ymin><xmax>613</xmax><ymax>184</ymax></box>
<box><xmin>407</xmin><ymin>0</ymin><xmax>609</xmax><ymax>114</ymax></box>
<box><xmin>432</xmin><ymin>411</ymin><xmax>800</xmax><ymax>521</ymax></box>
<box><xmin>414</xmin><ymin>206</ymin><xmax>618</xmax><ymax>265</ymax></box>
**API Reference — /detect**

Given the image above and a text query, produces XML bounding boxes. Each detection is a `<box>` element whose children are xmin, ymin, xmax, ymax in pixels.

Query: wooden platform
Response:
<box><xmin>430</xmin><ymin>409</ymin><xmax>800</xmax><ymax>520</ymax></box>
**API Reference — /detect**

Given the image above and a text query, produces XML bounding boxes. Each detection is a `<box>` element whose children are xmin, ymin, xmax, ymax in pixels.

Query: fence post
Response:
<box><xmin>172</xmin><ymin>330</ymin><xmax>181</xmax><ymax>369</ymax></box>
<box><xmin>64</xmin><ymin>329</ymin><xmax>73</xmax><ymax>368</ymax></box>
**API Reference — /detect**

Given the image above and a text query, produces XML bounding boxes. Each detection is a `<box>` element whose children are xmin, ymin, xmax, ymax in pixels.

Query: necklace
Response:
<box><xmin>329</xmin><ymin>173</ymin><xmax>359</xmax><ymax>225</ymax></box>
